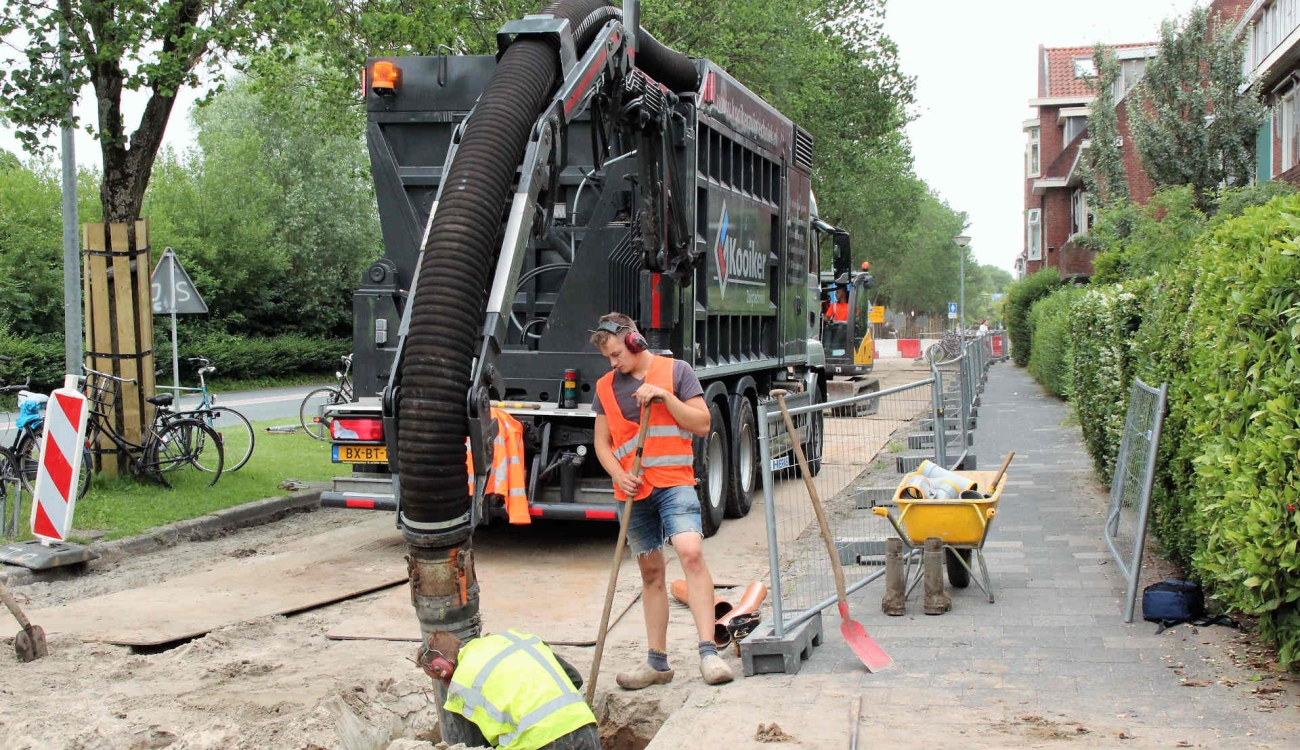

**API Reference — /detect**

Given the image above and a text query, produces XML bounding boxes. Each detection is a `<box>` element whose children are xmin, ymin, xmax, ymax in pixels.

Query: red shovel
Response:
<box><xmin>772</xmin><ymin>389</ymin><xmax>893</xmax><ymax>673</ymax></box>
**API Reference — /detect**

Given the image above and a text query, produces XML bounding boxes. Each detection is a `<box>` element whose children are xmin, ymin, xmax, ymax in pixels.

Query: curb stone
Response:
<box><xmin>0</xmin><ymin>487</ymin><xmax>325</xmax><ymax>587</ymax></box>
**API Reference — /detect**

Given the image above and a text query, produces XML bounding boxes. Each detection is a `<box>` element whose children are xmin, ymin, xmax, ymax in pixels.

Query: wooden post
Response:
<box><xmin>82</xmin><ymin>220</ymin><xmax>155</xmax><ymax>476</ymax></box>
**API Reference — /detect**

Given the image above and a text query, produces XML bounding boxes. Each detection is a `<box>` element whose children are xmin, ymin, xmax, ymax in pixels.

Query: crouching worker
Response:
<box><xmin>417</xmin><ymin>629</ymin><xmax>601</xmax><ymax>750</ymax></box>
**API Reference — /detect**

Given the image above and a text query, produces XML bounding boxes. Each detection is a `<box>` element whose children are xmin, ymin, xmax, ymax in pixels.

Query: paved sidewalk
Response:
<box><xmin>647</xmin><ymin>364</ymin><xmax>1298</xmax><ymax>749</ymax></box>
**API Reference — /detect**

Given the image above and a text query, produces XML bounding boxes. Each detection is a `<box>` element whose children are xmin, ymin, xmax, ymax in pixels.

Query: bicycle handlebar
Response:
<box><xmin>81</xmin><ymin>365</ymin><xmax>137</xmax><ymax>384</ymax></box>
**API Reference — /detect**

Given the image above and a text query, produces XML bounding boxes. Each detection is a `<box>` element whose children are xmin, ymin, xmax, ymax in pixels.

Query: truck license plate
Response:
<box><xmin>333</xmin><ymin>445</ymin><xmax>388</xmax><ymax>464</ymax></box>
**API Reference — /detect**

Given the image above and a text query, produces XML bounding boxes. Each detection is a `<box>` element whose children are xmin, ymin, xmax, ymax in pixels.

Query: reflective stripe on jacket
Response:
<box><xmin>443</xmin><ymin>630</ymin><xmax>596</xmax><ymax>750</ymax></box>
<box><xmin>595</xmin><ymin>355</ymin><xmax>696</xmax><ymax>501</ymax></box>
<box><xmin>465</xmin><ymin>408</ymin><xmax>530</xmax><ymax>524</ymax></box>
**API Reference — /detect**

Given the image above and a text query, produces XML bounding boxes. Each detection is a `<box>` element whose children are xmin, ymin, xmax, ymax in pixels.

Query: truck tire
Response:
<box><xmin>725</xmin><ymin>397</ymin><xmax>757</xmax><ymax>519</ymax></box>
<box><xmin>797</xmin><ymin>384</ymin><xmax>825</xmax><ymax>478</ymax></box>
<box><xmin>694</xmin><ymin>401</ymin><xmax>729</xmax><ymax>537</ymax></box>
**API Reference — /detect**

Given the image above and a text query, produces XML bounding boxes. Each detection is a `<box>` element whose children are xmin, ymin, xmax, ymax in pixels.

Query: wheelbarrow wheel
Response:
<box><xmin>946</xmin><ymin>548</ymin><xmax>972</xmax><ymax>589</ymax></box>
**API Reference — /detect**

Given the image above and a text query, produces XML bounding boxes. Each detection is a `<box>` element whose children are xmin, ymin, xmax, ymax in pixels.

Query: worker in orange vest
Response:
<box><xmin>588</xmin><ymin>312</ymin><xmax>734</xmax><ymax>689</ymax></box>
<box><xmin>825</xmin><ymin>287</ymin><xmax>849</xmax><ymax>322</ymax></box>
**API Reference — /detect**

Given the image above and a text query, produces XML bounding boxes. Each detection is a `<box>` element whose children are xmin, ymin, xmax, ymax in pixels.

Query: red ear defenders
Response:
<box><xmin>592</xmin><ymin>320</ymin><xmax>648</xmax><ymax>354</ymax></box>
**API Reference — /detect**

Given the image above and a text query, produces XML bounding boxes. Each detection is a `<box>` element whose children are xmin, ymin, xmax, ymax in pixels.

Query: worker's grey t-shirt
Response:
<box><xmin>592</xmin><ymin>359</ymin><xmax>705</xmax><ymax>423</ymax></box>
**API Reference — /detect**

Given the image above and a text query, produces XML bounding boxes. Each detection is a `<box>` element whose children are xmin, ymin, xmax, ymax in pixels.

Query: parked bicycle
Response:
<box><xmin>0</xmin><ymin>444</ymin><xmax>21</xmax><ymax>538</ymax></box>
<box><xmin>0</xmin><ymin>356</ymin><xmax>93</xmax><ymax>500</ymax></box>
<box><xmin>160</xmin><ymin>357</ymin><xmax>255</xmax><ymax>472</ymax></box>
<box><xmin>80</xmin><ymin>366</ymin><xmax>224</xmax><ymax>487</ymax></box>
<box><xmin>300</xmin><ymin>354</ymin><xmax>354</xmax><ymax>440</ymax></box>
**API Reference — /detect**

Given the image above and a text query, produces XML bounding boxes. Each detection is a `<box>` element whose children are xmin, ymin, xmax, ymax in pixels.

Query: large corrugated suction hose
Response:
<box><xmin>398</xmin><ymin>0</ymin><xmax>697</xmax><ymax>534</ymax></box>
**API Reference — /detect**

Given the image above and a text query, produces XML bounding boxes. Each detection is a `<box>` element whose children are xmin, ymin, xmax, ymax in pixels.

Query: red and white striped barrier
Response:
<box><xmin>30</xmin><ymin>376</ymin><xmax>89</xmax><ymax>543</ymax></box>
<box><xmin>873</xmin><ymin>339</ymin><xmax>940</xmax><ymax>359</ymax></box>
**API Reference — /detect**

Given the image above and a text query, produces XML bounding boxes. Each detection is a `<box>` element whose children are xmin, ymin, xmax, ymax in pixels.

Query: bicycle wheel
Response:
<box><xmin>200</xmin><ymin>407</ymin><xmax>255</xmax><ymax>472</ymax></box>
<box><xmin>0</xmin><ymin>446</ymin><xmax>20</xmax><ymax>538</ymax></box>
<box><xmin>17</xmin><ymin>428</ymin><xmax>93</xmax><ymax>499</ymax></box>
<box><xmin>146</xmin><ymin>419</ymin><xmax>224</xmax><ymax>488</ymax></box>
<box><xmin>300</xmin><ymin>387</ymin><xmax>344</xmax><ymax>440</ymax></box>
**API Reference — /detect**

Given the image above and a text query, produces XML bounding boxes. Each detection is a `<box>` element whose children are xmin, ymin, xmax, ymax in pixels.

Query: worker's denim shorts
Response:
<box><xmin>626</xmin><ymin>485</ymin><xmax>702</xmax><ymax>556</ymax></box>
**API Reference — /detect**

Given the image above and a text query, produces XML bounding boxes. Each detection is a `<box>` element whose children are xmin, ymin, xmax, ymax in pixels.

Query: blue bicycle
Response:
<box><xmin>160</xmin><ymin>357</ymin><xmax>255</xmax><ymax>472</ymax></box>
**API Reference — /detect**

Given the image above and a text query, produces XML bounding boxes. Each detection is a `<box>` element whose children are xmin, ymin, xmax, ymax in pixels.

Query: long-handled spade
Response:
<box><xmin>1</xmin><ymin>577</ymin><xmax>47</xmax><ymax>662</ymax></box>
<box><xmin>771</xmin><ymin>389</ymin><xmax>892</xmax><ymax>673</ymax></box>
<box><xmin>586</xmin><ymin>401</ymin><xmax>655</xmax><ymax>705</ymax></box>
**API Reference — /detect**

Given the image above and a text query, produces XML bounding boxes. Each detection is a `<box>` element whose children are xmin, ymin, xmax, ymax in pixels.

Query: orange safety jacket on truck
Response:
<box><xmin>596</xmin><ymin>355</ymin><xmax>696</xmax><ymax>501</ymax></box>
<box><xmin>465</xmin><ymin>408</ymin><xmax>530</xmax><ymax>524</ymax></box>
<box><xmin>826</xmin><ymin>301</ymin><xmax>849</xmax><ymax>322</ymax></box>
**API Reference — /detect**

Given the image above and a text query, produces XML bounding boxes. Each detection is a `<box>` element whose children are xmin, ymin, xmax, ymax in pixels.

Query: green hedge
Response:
<box><xmin>1026</xmin><ymin>286</ymin><xmax>1082</xmax><ymax>398</ymax></box>
<box><xmin>1068</xmin><ymin>280</ymin><xmax>1147</xmax><ymax>486</ymax></box>
<box><xmin>1005</xmin><ymin>268</ymin><xmax>1062</xmax><ymax>366</ymax></box>
<box><xmin>0</xmin><ymin>329</ymin><xmax>348</xmax><ymax>392</ymax></box>
<box><xmin>1170</xmin><ymin>196</ymin><xmax>1300</xmax><ymax>667</ymax></box>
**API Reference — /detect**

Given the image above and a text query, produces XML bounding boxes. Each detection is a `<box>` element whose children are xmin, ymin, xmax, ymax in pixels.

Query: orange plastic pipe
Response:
<box><xmin>714</xmin><ymin>581</ymin><xmax>768</xmax><ymax>646</ymax></box>
<box><xmin>670</xmin><ymin>578</ymin><xmax>733</xmax><ymax>620</ymax></box>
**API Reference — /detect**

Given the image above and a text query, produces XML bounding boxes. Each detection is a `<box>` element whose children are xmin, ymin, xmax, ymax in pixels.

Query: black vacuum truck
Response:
<box><xmin>326</xmin><ymin>1</ymin><xmax>839</xmax><ymax>656</ymax></box>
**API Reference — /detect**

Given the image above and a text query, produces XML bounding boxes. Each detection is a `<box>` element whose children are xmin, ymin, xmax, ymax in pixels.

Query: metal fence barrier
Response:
<box><xmin>752</xmin><ymin>332</ymin><xmax>1006</xmax><ymax>642</ymax></box>
<box><xmin>756</xmin><ymin>377</ymin><xmax>937</xmax><ymax>637</ymax></box>
<box><xmin>1104</xmin><ymin>377</ymin><xmax>1168</xmax><ymax>623</ymax></box>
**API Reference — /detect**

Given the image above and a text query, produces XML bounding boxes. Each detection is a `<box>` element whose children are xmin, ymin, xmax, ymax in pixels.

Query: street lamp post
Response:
<box><xmin>953</xmin><ymin>235</ymin><xmax>971</xmax><ymax>333</ymax></box>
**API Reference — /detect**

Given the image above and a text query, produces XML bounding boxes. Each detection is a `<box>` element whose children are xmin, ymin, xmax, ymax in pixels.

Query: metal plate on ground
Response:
<box><xmin>0</xmin><ymin>540</ymin><xmax>99</xmax><ymax>570</ymax></box>
<box><xmin>0</xmin><ymin>516</ymin><xmax>406</xmax><ymax>645</ymax></box>
<box><xmin>325</xmin><ymin>529</ymin><xmax>645</xmax><ymax>646</ymax></box>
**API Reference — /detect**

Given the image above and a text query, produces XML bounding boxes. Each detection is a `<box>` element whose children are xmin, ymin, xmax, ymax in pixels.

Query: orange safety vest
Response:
<box><xmin>596</xmin><ymin>355</ymin><xmax>697</xmax><ymax>501</ymax></box>
<box><xmin>464</xmin><ymin>408</ymin><xmax>530</xmax><ymax>524</ymax></box>
<box><xmin>826</xmin><ymin>301</ymin><xmax>848</xmax><ymax>322</ymax></box>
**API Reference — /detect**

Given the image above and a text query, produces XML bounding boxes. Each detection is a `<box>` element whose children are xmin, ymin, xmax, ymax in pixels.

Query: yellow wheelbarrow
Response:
<box><xmin>872</xmin><ymin>461</ymin><xmax>1009</xmax><ymax>603</ymax></box>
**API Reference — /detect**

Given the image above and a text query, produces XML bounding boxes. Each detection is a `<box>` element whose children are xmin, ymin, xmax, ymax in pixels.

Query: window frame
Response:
<box><xmin>1027</xmin><ymin>208</ymin><xmax>1042</xmax><ymax>261</ymax></box>
<box><xmin>1026</xmin><ymin>126</ymin><xmax>1041</xmax><ymax>178</ymax></box>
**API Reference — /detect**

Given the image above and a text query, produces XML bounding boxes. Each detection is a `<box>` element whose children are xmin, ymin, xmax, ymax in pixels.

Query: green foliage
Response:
<box><xmin>1004</xmin><ymin>268</ymin><xmax>1062</xmax><ymax>366</ymax></box>
<box><xmin>0</xmin><ymin>1</ymin><xmax>282</xmax><ymax>221</ymax></box>
<box><xmin>1088</xmin><ymin>187</ymin><xmax>1206</xmax><ymax>284</ymax></box>
<box><xmin>1068</xmin><ymin>280</ymin><xmax>1147</xmax><ymax>485</ymax></box>
<box><xmin>1129</xmin><ymin>7</ymin><xmax>1264</xmax><ymax>208</ymax></box>
<box><xmin>1174</xmin><ymin>197</ymin><xmax>1300</xmax><ymax>668</ymax></box>
<box><xmin>0</xmin><ymin>328</ymin><xmax>67</xmax><ymax>391</ymax></box>
<box><xmin>1084</xmin><ymin>44</ymin><xmax>1128</xmax><ymax>208</ymax></box>
<box><xmin>1026</xmin><ymin>286</ymin><xmax>1082</xmax><ymax>398</ymax></box>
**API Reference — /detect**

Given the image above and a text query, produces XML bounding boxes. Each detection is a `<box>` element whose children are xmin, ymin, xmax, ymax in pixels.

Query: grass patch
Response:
<box><xmin>1</xmin><ymin>417</ymin><xmax>338</xmax><ymax>543</ymax></box>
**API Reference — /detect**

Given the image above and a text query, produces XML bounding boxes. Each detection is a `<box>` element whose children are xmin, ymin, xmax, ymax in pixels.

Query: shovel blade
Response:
<box><xmin>15</xmin><ymin>624</ymin><xmax>48</xmax><ymax>663</ymax></box>
<box><xmin>839</xmin><ymin>603</ymin><xmax>892</xmax><ymax>673</ymax></box>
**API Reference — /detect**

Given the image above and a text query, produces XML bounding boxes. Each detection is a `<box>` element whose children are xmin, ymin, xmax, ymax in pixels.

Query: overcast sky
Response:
<box><xmin>884</xmin><ymin>0</ymin><xmax>1201</xmax><ymax>271</ymax></box>
<box><xmin>4</xmin><ymin>0</ymin><xmax>1206</xmax><ymax>273</ymax></box>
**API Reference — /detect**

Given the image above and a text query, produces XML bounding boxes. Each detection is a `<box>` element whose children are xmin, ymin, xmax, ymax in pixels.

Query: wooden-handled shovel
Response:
<box><xmin>586</xmin><ymin>401</ymin><xmax>655</xmax><ymax>705</ymax></box>
<box><xmin>771</xmin><ymin>389</ymin><xmax>892</xmax><ymax>673</ymax></box>
<box><xmin>1</xmin><ymin>578</ymin><xmax>47</xmax><ymax>662</ymax></box>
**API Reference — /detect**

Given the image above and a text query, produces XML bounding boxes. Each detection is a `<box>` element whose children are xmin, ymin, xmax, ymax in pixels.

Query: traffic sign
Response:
<box><xmin>947</xmin><ymin>302</ymin><xmax>958</xmax><ymax>320</ymax></box>
<box><xmin>151</xmin><ymin>247</ymin><xmax>207</xmax><ymax>315</ymax></box>
<box><xmin>31</xmin><ymin>376</ymin><xmax>89</xmax><ymax>544</ymax></box>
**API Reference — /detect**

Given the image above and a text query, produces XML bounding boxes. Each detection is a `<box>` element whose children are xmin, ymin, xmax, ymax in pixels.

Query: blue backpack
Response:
<box><xmin>1142</xmin><ymin>579</ymin><xmax>1236</xmax><ymax>634</ymax></box>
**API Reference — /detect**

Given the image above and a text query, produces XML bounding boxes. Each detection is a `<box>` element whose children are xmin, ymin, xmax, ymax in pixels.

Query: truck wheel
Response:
<box><xmin>797</xmin><ymin>384</ymin><xmax>824</xmax><ymax>478</ymax></box>
<box><xmin>694</xmin><ymin>401</ymin><xmax>729</xmax><ymax>537</ymax></box>
<box><xmin>725</xmin><ymin>397</ymin><xmax>757</xmax><ymax>519</ymax></box>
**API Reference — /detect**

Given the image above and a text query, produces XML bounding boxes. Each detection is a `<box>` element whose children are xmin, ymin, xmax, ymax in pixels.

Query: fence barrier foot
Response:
<box><xmin>740</xmin><ymin>611</ymin><xmax>824</xmax><ymax>676</ymax></box>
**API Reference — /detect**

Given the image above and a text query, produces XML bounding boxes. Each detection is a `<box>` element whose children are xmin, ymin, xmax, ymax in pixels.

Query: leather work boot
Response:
<box><xmin>882</xmin><ymin>537</ymin><xmax>907</xmax><ymax>616</ymax></box>
<box><xmin>700</xmin><ymin>654</ymin><xmax>735</xmax><ymax>685</ymax></box>
<box><xmin>616</xmin><ymin>663</ymin><xmax>674</xmax><ymax>690</ymax></box>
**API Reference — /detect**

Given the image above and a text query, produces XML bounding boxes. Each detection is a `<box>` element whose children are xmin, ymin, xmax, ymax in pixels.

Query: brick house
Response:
<box><xmin>1018</xmin><ymin>43</ymin><xmax>1157</xmax><ymax>280</ymax></box>
<box><xmin>1234</xmin><ymin>0</ymin><xmax>1300</xmax><ymax>185</ymax></box>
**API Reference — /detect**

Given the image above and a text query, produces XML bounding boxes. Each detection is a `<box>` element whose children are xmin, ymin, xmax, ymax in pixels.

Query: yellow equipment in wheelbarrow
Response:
<box><xmin>872</xmin><ymin>458</ymin><xmax>1011</xmax><ymax>603</ymax></box>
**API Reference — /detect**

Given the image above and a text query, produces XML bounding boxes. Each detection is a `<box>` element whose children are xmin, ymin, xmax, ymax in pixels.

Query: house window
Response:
<box><xmin>1070</xmin><ymin>188</ymin><xmax>1093</xmax><ymax>238</ymax></box>
<box><xmin>1026</xmin><ymin>126</ymin><xmax>1040</xmax><ymax>177</ymax></box>
<box><xmin>1111</xmin><ymin>58</ymin><xmax>1148</xmax><ymax>99</ymax></box>
<box><xmin>1073</xmin><ymin>58</ymin><xmax>1096</xmax><ymax>78</ymax></box>
<box><xmin>1283</xmin><ymin>90</ymin><xmax>1300</xmax><ymax>173</ymax></box>
<box><xmin>1063</xmin><ymin>116</ymin><xmax>1086</xmax><ymax>144</ymax></box>
<box><xmin>1027</xmin><ymin>209</ymin><xmax>1042</xmax><ymax>261</ymax></box>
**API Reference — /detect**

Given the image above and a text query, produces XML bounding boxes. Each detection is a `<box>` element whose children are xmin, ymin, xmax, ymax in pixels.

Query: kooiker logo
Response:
<box><xmin>712</xmin><ymin>201</ymin><xmax>766</xmax><ymax>298</ymax></box>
